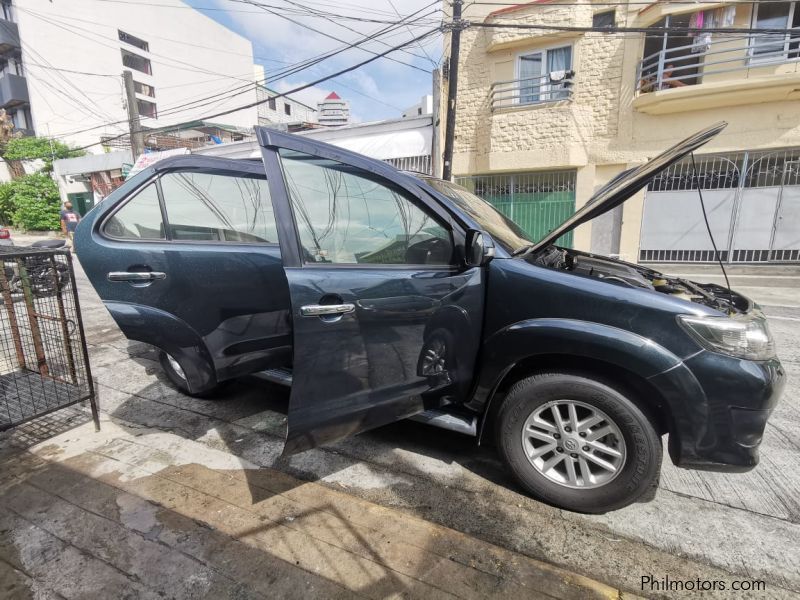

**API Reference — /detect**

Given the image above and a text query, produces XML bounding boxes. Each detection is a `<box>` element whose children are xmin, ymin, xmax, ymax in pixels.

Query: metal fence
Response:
<box><xmin>455</xmin><ymin>170</ymin><xmax>577</xmax><ymax>247</ymax></box>
<box><xmin>0</xmin><ymin>246</ymin><xmax>98</xmax><ymax>430</ymax></box>
<box><xmin>641</xmin><ymin>148</ymin><xmax>800</xmax><ymax>263</ymax></box>
<box><xmin>386</xmin><ymin>155</ymin><xmax>432</xmax><ymax>175</ymax></box>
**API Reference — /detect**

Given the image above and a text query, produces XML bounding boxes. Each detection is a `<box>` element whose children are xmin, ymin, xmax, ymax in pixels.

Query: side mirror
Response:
<box><xmin>465</xmin><ymin>229</ymin><xmax>495</xmax><ymax>267</ymax></box>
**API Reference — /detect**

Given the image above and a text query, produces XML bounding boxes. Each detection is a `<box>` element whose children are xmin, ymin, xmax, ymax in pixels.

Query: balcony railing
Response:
<box><xmin>490</xmin><ymin>71</ymin><xmax>574</xmax><ymax>111</ymax></box>
<box><xmin>637</xmin><ymin>33</ymin><xmax>800</xmax><ymax>94</ymax></box>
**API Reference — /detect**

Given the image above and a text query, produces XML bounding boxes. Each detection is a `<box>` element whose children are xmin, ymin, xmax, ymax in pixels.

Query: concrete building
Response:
<box><xmin>444</xmin><ymin>0</ymin><xmax>800</xmax><ymax>264</ymax></box>
<box><xmin>402</xmin><ymin>94</ymin><xmax>433</xmax><ymax>119</ymax></box>
<box><xmin>253</xmin><ymin>64</ymin><xmax>317</xmax><ymax>128</ymax></box>
<box><xmin>317</xmin><ymin>91</ymin><xmax>350</xmax><ymax>127</ymax></box>
<box><xmin>0</xmin><ymin>0</ymin><xmax>259</xmax><ymax>153</ymax></box>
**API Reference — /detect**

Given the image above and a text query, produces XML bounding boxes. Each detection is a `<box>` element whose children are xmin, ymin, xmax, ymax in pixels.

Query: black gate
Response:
<box><xmin>0</xmin><ymin>246</ymin><xmax>98</xmax><ymax>431</ymax></box>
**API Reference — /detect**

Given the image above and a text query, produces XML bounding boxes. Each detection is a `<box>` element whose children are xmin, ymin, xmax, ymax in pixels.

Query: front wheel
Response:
<box><xmin>496</xmin><ymin>372</ymin><xmax>662</xmax><ymax>513</ymax></box>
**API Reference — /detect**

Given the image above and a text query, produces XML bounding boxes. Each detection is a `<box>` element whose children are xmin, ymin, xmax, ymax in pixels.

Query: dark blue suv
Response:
<box><xmin>76</xmin><ymin>123</ymin><xmax>784</xmax><ymax>513</ymax></box>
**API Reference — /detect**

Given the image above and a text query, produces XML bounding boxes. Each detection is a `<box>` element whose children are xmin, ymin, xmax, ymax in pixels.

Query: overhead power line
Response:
<box><xmin>69</xmin><ymin>27</ymin><xmax>441</xmax><ymax>152</ymax></box>
<box><xmin>232</xmin><ymin>0</ymin><xmax>434</xmax><ymax>73</ymax></box>
<box><xmin>470</xmin><ymin>22</ymin><xmax>800</xmax><ymax>34</ymax></box>
<box><xmin>34</xmin><ymin>4</ymin><xmax>439</xmax><ymax>141</ymax></box>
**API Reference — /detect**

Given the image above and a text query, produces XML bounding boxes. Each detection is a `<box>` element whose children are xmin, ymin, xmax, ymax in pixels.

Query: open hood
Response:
<box><xmin>527</xmin><ymin>122</ymin><xmax>728</xmax><ymax>254</ymax></box>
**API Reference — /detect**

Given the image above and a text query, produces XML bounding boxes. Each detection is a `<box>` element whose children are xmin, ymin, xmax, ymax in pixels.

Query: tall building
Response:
<box><xmin>317</xmin><ymin>91</ymin><xmax>350</xmax><ymax>127</ymax></box>
<box><xmin>445</xmin><ymin>0</ymin><xmax>800</xmax><ymax>265</ymax></box>
<box><xmin>0</xmin><ymin>0</ymin><xmax>259</xmax><ymax>152</ymax></box>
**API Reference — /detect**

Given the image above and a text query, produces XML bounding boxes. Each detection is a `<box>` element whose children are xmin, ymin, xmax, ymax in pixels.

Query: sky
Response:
<box><xmin>184</xmin><ymin>0</ymin><xmax>444</xmax><ymax>123</ymax></box>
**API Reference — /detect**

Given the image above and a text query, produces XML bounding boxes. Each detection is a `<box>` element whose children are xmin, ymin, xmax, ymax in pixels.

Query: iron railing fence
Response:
<box><xmin>490</xmin><ymin>71</ymin><xmax>574</xmax><ymax>111</ymax></box>
<box><xmin>641</xmin><ymin>147</ymin><xmax>800</xmax><ymax>264</ymax></box>
<box><xmin>648</xmin><ymin>147</ymin><xmax>800</xmax><ymax>191</ymax></box>
<box><xmin>0</xmin><ymin>246</ymin><xmax>98</xmax><ymax>431</ymax></box>
<box><xmin>455</xmin><ymin>170</ymin><xmax>577</xmax><ymax>246</ymax></box>
<box><xmin>637</xmin><ymin>33</ymin><xmax>800</xmax><ymax>93</ymax></box>
<box><xmin>387</xmin><ymin>154</ymin><xmax>432</xmax><ymax>175</ymax></box>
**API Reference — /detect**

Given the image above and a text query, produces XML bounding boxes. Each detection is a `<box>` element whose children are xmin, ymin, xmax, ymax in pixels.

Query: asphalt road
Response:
<box><xmin>5</xmin><ymin>238</ymin><xmax>799</xmax><ymax>598</ymax></box>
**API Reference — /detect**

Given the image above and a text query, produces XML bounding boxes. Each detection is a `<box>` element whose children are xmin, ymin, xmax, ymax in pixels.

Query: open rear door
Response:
<box><xmin>259</xmin><ymin>129</ymin><xmax>485</xmax><ymax>455</ymax></box>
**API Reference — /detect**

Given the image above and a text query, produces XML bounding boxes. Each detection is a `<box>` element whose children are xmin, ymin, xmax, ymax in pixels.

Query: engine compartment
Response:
<box><xmin>531</xmin><ymin>246</ymin><xmax>749</xmax><ymax>314</ymax></box>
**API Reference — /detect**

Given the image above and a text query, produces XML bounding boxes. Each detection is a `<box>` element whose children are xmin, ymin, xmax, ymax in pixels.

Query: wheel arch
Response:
<box><xmin>471</xmin><ymin>318</ymin><xmax>704</xmax><ymax>450</ymax></box>
<box><xmin>104</xmin><ymin>300</ymin><xmax>218</xmax><ymax>394</ymax></box>
<box><xmin>477</xmin><ymin>353</ymin><xmax>675</xmax><ymax>445</ymax></box>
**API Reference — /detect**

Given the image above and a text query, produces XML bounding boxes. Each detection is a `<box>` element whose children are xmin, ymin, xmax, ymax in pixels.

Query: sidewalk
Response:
<box><xmin>0</xmin><ymin>416</ymin><xmax>623</xmax><ymax>600</ymax></box>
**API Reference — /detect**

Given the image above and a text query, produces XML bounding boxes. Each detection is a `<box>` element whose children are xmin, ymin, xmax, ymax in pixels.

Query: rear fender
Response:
<box><xmin>105</xmin><ymin>301</ymin><xmax>216</xmax><ymax>394</ymax></box>
<box><xmin>471</xmin><ymin>319</ymin><xmax>709</xmax><ymax>451</ymax></box>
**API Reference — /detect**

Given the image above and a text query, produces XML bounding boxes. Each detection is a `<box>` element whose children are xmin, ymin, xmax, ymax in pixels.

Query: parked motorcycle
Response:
<box><xmin>1</xmin><ymin>239</ymin><xmax>71</xmax><ymax>298</ymax></box>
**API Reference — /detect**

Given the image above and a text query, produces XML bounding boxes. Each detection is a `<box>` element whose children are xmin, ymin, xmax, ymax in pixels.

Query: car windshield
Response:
<box><xmin>423</xmin><ymin>178</ymin><xmax>534</xmax><ymax>253</ymax></box>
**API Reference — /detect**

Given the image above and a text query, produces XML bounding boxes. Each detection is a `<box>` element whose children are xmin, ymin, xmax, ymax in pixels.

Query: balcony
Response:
<box><xmin>634</xmin><ymin>33</ymin><xmax>800</xmax><ymax>115</ymax></box>
<box><xmin>0</xmin><ymin>72</ymin><xmax>29</xmax><ymax>108</ymax></box>
<box><xmin>490</xmin><ymin>71</ymin><xmax>574</xmax><ymax>111</ymax></box>
<box><xmin>0</xmin><ymin>19</ymin><xmax>19</xmax><ymax>55</ymax></box>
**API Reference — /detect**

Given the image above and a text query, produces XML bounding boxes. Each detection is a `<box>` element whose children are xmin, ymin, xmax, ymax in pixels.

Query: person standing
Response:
<box><xmin>60</xmin><ymin>201</ymin><xmax>80</xmax><ymax>250</ymax></box>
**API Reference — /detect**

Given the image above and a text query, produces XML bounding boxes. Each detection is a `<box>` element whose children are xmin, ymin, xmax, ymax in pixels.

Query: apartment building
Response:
<box><xmin>445</xmin><ymin>0</ymin><xmax>800</xmax><ymax>264</ymax></box>
<box><xmin>0</xmin><ymin>0</ymin><xmax>259</xmax><ymax>152</ymax></box>
<box><xmin>317</xmin><ymin>91</ymin><xmax>351</xmax><ymax>126</ymax></box>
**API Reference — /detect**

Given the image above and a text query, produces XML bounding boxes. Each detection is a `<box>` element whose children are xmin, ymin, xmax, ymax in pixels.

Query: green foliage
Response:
<box><xmin>0</xmin><ymin>182</ymin><xmax>13</xmax><ymax>225</ymax></box>
<box><xmin>0</xmin><ymin>174</ymin><xmax>62</xmax><ymax>231</ymax></box>
<box><xmin>2</xmin><ymin>136</ymin><xmax>85</xmax><ymax>173</ymax></box>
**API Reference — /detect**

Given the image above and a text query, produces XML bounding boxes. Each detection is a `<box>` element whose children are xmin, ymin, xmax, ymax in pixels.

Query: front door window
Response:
<box><xmin>279</xmin><ymin>150</ymin><xmax>453</xmax><ymax>265</ymax></box>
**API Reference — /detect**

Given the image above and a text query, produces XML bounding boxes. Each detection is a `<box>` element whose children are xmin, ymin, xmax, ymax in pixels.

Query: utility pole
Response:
<box><xmin>442</xmin><ymin>0</ymin><xmax>464</xmax><ymax>181</ymax></box>
<box><xmin>123</xmin><ymin>71</ymin><xmax>145</xmax><ymax>159</ymax></box>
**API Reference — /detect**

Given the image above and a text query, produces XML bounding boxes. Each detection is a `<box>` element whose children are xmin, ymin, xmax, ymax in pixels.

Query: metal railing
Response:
<box><xmin>636</xmin><ymin>33</ymin><xmax>800</xmax><ymax>93</ymax></box>
<box><xmin>490</xmin><ymin>71</ymin><xmax>574</xmax><ymax>110</ymax></box>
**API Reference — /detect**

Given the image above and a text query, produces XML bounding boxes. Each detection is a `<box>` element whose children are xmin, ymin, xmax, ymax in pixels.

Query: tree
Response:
<box><xmin>2</xmin><ymin>136</ymin><xmax>85</xmax><ymax>174</ymax></box>
<box><xmin>0</xmin><ymin>174</ymin><xmax>62</xmax><ymax>231</ymax></box>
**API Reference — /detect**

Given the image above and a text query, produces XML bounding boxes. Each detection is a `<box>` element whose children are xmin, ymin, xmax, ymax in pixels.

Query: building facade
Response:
<box><xmin>445</xmin><ymin>0</ymin><xmax>800</xmax><ymax>263</ymax></box>
<box><xmin>317</xmin><ymin>91</ymin><xmax>351</xmax><ymax>127</ymax></box>
<box><xmin>402</xmin><ymin>94</ymin><xmax>433</xmax><ymax>119</ymax></box>
<box><xmin>0</xmin><ymin>0</ymin><xmax>259</xmax><ymax>152</ymax></box>
<box><xmin>256</xmin><ymin>85</ymin><xmax>317</xmax><ymax>127</ymax></box>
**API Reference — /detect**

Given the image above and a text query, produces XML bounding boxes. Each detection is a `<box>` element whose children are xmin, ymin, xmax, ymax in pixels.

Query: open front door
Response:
<box><xmin>259</xmin><ymin>129</ymin><xmax>485</xmax><ymax>455</ymax></box>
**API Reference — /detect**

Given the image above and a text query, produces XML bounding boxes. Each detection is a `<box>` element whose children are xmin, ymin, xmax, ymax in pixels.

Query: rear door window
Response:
<box><xmin>160</xmin><ymin>171</ymin><xmax>277</xmax><ymax>243</ymax></box>
<box><xmin>104</xmin><ymin>182</ymin><xmax>165</xmax><ymax>240</ymax></box>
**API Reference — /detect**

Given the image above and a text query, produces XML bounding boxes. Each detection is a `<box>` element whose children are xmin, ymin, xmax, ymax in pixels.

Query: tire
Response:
<box><xmin>158</xmin><ymin>351</ymin><xmax>219</xmax><ymax>398</ymax></box>
<box><xmin>496</xmin><ymin>372</ymin><xmax>662</xmax><ymax>513</ymax></box>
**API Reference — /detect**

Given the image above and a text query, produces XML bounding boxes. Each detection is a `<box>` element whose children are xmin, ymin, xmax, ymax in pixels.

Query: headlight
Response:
<box><xmin>677</xmin><ymin>312</ymin><xmax>776</xmax><ymax>361</ymax></box>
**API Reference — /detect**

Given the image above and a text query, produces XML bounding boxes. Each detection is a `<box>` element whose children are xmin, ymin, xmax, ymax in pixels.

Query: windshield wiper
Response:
<box><xmin>511</xmin><ymin>244</ymin><xmax>536</xmax><ymax>257</ymax></box>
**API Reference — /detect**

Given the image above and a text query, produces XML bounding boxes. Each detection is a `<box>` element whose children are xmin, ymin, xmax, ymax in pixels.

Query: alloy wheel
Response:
<box><xmin>521</xmin><ymin>399</ymin><xmax>627</xmax><ymax>489</ymax></box>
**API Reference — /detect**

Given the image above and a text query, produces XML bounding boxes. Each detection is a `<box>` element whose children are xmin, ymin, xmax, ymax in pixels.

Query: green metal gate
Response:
<box><xmin>455</xmin><ymin>170</ymin><xmax>577</xmax><ymax>247</ymax></box>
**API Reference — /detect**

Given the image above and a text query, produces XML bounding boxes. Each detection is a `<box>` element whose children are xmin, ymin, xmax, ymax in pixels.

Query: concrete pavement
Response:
<box><xmin>1</xmin><ymin>236</ymin><xmax>798</xmax><ymax>598</ymax></box>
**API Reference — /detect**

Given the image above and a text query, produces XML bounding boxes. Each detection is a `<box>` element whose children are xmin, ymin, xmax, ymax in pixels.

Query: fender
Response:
<box><xmin>104</xmin><ymin>301</ymin><xmax>217</xmax><ymax>394</ymax></box>
<box><xmin>469</xmin><ymin>318</ymin><xmax>710</xmax><ymax>454</ymax></box>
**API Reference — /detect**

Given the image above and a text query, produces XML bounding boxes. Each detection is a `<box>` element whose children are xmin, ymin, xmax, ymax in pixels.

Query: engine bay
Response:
<box><xmin>531</xmin><ymin>246</ymin><xmax>749</xmax><ymax>314</ymax></box>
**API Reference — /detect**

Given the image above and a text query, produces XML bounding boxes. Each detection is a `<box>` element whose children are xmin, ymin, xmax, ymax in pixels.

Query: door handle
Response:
<box><xmin>300</xmin><ymin>303</ymin><xmax>355</xmax><ymax>317</ymax></box>
<box><xmin>107</xmin><ymin>271</ymin><xmax>166</xmax><ymax>282</ymax></box>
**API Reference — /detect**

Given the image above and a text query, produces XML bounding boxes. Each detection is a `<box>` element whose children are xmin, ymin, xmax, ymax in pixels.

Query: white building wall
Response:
<box><xmin>14</xmin><ymin>0</ymin><xmax>259</xmax><ymax>151</ymax></box>
<box><xmin>256</xmin><ymin>86</ymin><xmax>317</xmax><ymax>125</ymax></box>
<box><xmin>402</xmin><ymin>95</ymin><xmax>433</xmax><ymax>119</ymax></box>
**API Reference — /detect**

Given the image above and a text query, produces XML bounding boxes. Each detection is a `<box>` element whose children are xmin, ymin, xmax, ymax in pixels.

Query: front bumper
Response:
<box><xmin>649</xmin><ymin>351</ymin><xmax>785</xmax><ymax>472</ymax></box>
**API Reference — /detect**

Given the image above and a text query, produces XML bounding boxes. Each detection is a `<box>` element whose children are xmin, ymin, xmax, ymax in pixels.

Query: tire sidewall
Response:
<box><xmin>498</xmin><ymin>373</ymin><xmax>661</xmax><ymax>513</ymax></box>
